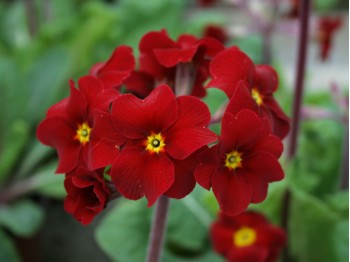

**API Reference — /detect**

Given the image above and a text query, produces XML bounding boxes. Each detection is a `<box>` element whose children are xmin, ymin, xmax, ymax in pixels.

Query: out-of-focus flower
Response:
<box><xmin>211</xmin><ymin>211</ymin><xmax>287</xmax><ymax>262</ymax></box>
<box><xmin>316</xmin><ymin>17</ymin><xmax>342</xmax><ymax>61</ymax></box>
<box><xmin>198</xmin><ymin>0</ymin><xmax>218</xmax><ymax>8</ymax></box>
<box><xmin>64</xmin><ymin>167</ymin><xmax>111</xmax><ymax>225</ymax></box>
<box><xmin>194</xmin><ymin>109</ymin><xmax>284</xmax><ymax>215</ymax></box>
<box><xmin>203</xmin><ymin>24</ymin><xmax>229</xmax><ymax>44</ymax></box>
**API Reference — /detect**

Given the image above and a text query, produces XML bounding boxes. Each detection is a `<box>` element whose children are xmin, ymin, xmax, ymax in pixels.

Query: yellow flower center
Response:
<box><xmin>225</xmin><ymin>151</ymin><xmax>242</xmax><ymax>170</ymax></box>
<box><xmin>233</xmin><ymin>227</ymin><xmax>257</xmax><ymax>247</ymax></box>
<box><xmin>75</xmin><ymin>122</ymin><xmax>91</xmax><ymax>145</ymax></box>
<box><xmin>251</xmin><ymin>88</ymin><xmax>263</xmax><ymax>106</ymax></box>
<box><xmin>145</xmin><ymin>132</ymin><xmax>166</xmax><ymax>154</ymax></box>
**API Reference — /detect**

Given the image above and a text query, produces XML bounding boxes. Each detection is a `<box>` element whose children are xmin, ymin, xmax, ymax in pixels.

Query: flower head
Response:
<box><xmin>316</xmin><ymin>17</ymin><xmax>342</xmax><ymax>61</ymax></box>
<box><xmin>207</xmin><ymin>47</ymin><xmax>290</xmax><ymax>139</ymax></box>
<box><xmin>194</xmin><ymin>109</ymin><xmax>284</xmax><ymax>215</ymax></box>
<box><xmin>211</xmin><ymin>211</ymin><xmax>287</xmax><ymax>262</ymax></box>
<box><xmin>64</xmin><ymin>167</ymin><xmax>111</xmax><ymax>225</ymax></box>
<box><xmin>36</xmin><ymin>76</ymin><xmax>119</xmax><ymax>173</ymax></box>
<box><xmin>108</xmin><ymin>84</ymin><xmax>217</xmax><ymax>206</ymax></box>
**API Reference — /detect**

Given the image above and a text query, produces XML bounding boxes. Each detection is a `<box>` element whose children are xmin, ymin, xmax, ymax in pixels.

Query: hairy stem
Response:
<box><xmin>146</xmin><ymin>196</ymin><xmax>170</xmax><ymax>262</ymax></box>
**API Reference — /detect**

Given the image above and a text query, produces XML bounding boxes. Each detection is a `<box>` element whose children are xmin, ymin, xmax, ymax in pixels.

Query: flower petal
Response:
<box><xmin>37</xmin><ymin>116</ymin><xmax>80</xmax><ymax>173</ymax></box>
<box><xmin>166</xmin><ymin>96</ymin><xmax>217</xmax><ymax>159</ymax></box>
<box><xmin>110</xmin><ymin>146</ymin><xmax>174</xmax><ymax>206</ymax></box>
<box><xmin>212</xmin><ymin>168</ymin><xmax>252</xmax><ymax>216</ymax></box>
<box><xmin>194</xmin><ymin>145</ymin><xmax>220</xmax><ymax>190</ymax></box>
<box><xmin>220</xmin><ymin>110</ymin><xmax>263</xmax><ymax>156</ymax></box>
<box><xmin>244</xmin><ymin>152</ymin><xmax>284</xmax><ymax>182</ymax></box>
<box><xmin>111</xmin><ymin>84</ymin><xmax>178</xmax><ymax>139</ymax></box>
<box><xmin>164</xmin><ymin>147</ymin><xmax>204</xmax><ymax>199</ymax></box>
<box><xmin>207</xmin><ymin>47</ymin><xmax>255</xmax><ymax>97</ymax></box>
<box><xmin>154</xmin><ymin>46</ymin><xmax>198</xmax><ymax>67</ymax></box>
<box><xmin>227</xmin><ymin>246</ymin><xmax>268</xmax><ymax>262</ymax></box>
<box><xmin>254</xmin><ymin>65</ymin><xmax>278</xmax><ymax>94</ymax></box>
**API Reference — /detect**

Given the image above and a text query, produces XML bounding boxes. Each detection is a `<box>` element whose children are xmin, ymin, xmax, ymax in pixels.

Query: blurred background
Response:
<box><xmin>0</xmin><ymin>0</ymin><xmax>348</xmax><ymax>261</ymax></box>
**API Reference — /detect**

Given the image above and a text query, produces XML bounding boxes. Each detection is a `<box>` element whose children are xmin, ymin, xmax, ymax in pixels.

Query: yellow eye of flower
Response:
<box><xmin>233</xmin><ymin>227</ymin><xmax>257</xmax><ymax>247</ymax></box>
<box><xmin>145</xmin><ymin>132</ymin><xmax>166</xmax><ymax>154</ymax></box>
<box><xmin>75</xmin><ymin>122</ymin><xmax>91</xmax><ymax>145</ymax></box>
<box><xmin>251</xmin><ymin>88</ymin><xmax>263</xmax><ymax>106</ymax></box>
<box><xmin>225</xmin><ymin>151</ymin><xmax>242</xmax><ymax>170</ymax></box>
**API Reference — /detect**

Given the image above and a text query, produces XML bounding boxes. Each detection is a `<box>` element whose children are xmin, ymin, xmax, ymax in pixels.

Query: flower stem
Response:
<box><xmin>146</xmin><ymin>196</ymin><xmax>170</xmax><ymax>262</ymax></box>
<box><xmin>283</xmin><ymin>1</ymin><xmax>311</xmax><ymax>262</ymax></box>
<box><xmin>287</xmin><ymin>0</ymin><xmax>311</xmax><ymax>158</ymax></box>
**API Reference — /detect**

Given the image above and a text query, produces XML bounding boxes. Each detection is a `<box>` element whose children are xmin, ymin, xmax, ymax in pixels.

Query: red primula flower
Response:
<box><xmin>198</xmin><ymin>0</ymin><xmax>218</xmax><ymax>8</ymax></box>
<box><xmin>133</xmin><ymin>30</ymin><xmax>224</xmax><ymax>98</ymax></box>
<box><xmin>194</xmin><ymin>109</ymin><xmax>284</xmax><ymax>215</ymax></box>
<box><xmin>207</xmin><ymin>47</ymin><xmax>290</xmax><ymax>139</ymax></box>
<box><xmin>316</xmin><ymin>17</ymin><xmax>342</xmax><ymax>61</ymax></box>
<box><xmin>89</xmin><ymin>45</ymin><xmax>135</xmax><ymax>89</ymax></box>
<box><xmin>203</xmin><ymin>24</ymin><xmax>229</xmax><ymax>44</ymax></box>
<box><xmin>64</xmin><ymin>167</ymin><xmax>111</xmax><ymax>225</ymax></box>
<box><xmin>105</xmin><ymin>84</ymin><xmax>217</xmax><ymax>206</ymax></box>
<box><xmin>36</xmin><ymin>76</ymin><xmax>119</xmax><ymax>173</ymax></box>
<box><xmin>211</xmin><ymin>211</ymin><xmax>287</xmax><ymax>262</ymax></box>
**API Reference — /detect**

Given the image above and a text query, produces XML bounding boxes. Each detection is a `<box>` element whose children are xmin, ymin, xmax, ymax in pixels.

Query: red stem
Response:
<box><xmin>287</xmin><ymin>0</ymin><xmax>311</xmax><ymax>158</ymax></box>
<box><xmin>282</xmin><ymin>1</ymin><xmax>311</xmax><ymax>262</ymax></box>
<box><xmin>146</xmin><ymin>196</ymin><xmax>170</xmax><ymax>262</ymax></box>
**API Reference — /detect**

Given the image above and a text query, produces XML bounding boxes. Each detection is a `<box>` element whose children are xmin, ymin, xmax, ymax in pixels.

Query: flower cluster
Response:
<box><xmin>211</xmin><ymin>211</ymin><xmax>286</xmax><ymax>262</ymax></box>
<box><xmin>37</xmin><ymin>29</ymin><xmax>289</xmax><ymax>224</ymax></box>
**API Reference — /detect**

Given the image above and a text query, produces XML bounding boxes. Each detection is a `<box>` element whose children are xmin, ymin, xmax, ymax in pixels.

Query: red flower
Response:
<box><xmin>316</xmin><ymin>17</ymin><xmax>342</xmax><ymax>61</ymax></box>
<box><xmin>207</xmin><ymin>47</ymin><xmax>290</xmax><ymax>139</ymax></box>
<box><xmin>108</xmin><ymin>84</ymin><xmax>217</xmax><ymax>206</ymax></box>
<box><xmin>64</xmin><ymin>167</ymin><xmax>111</xmax><ymax>225</ymax></box>
<box><xmin>211</xmin><ymin>211</ymin><xmax>287</xmax><ymax>262</ymax></box>
<box><xmin>194</xmin><ymin>109</ymin><xmax>284</xmax><ymax>215</ymax></box>
<box><xmin>89</xmin><ymin>46</ymin><xmax>135</xmax><ymax>89</ymax></box>
<box><xmin>284</xmin><ymin>0</ymin><xmax>299</xmax><ymax>19</ymax></box>
<box><xmin>36</xmin><ymin>76</ymin><xmax>119</xmax><ymax>173</ymax></box>
<box><xmin>203</xmin><ymin>24</ymin><xmax>229</xmax><ymax>44</ymax></box>
<box><xmin>198</xmin><ymin>0</ymin><xmax>218</xmax><ymax>8</ymax></box>
<box><xmin>135</xmin><ymin>30</ymin><xmax>224</xmax><ymax>98</ymax></box>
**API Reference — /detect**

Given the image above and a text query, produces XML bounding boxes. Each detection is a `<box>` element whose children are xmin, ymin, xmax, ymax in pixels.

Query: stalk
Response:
<box><xmin>282</xmin><ymin>1</ymin><xmax>311</xmax><ymax>262</ymax></box>
<box><xmin>145</xmin><ymin>196</ymin><xmax>170</xmax><ymax>262</ymax></box>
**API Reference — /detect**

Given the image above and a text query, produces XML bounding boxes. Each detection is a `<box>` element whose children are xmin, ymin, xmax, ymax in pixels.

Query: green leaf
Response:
<box><xmin>0</xmin><ymin>229</ymin><xmax>20</xmax><ymax>262</ymax></box>
<box><xmin>0</xmin><ymin>200</ymin><xmax>44</xmax><ymax>237</ymax></box>
<box><xmin>0</xmin><ymin>120</ymin><xmax>30</xmax><ymax>183</ymax></box>
<box><xmin>167</xmin><ymin>197</ymin><xmax>208</xmax><ymax>252</ymax></box>
<box><xmin>96</xmin><ymin>199</ymin><xmax>222</xmax><ymax>262</ymax></box>
<box><xmin>95</xmin><ymin>200</ymin><xmax>151</xmax><ymax>262</ymax></box>
<box><xmin>30</xmin><ymin>162</ymin><xmax>66</xmax><ymax>199</ymax></box>
<box><xmin>289</xmin><ymin>189</ymin><xmax>348</xmax><ymax>262</ymax></box>
<box><xmin>26</xmin><ymin>46</ymin><xmax>71</xmax><ymax>122</ymax></box>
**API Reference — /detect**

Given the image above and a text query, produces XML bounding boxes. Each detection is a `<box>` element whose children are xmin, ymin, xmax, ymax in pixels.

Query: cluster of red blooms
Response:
<box><xmin>37</xmin><ymin>29</ymin><xmax>289</xmax><ymax>225</ymax></box>
<box><xmin>211</xmin><ymin>211</ymin><xmax>286</xmax><ymax>262</ymax></box>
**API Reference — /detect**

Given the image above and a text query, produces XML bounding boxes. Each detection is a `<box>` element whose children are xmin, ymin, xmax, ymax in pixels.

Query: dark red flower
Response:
<box><xmin>136</xmin><ymin>30</ymin><xmax>224</xmax><ymax>98</ymax></box>
<box><xmin>194</xmin><ymin>109</ymin><xmax>284</xmax><ymax>215</ymax></box>
<box><xmin>203</xmin><ymin>24</ymin><xmax>229</xmax><ymax>44</ymax></box>
<box><xmin>207</xmin><ymin>47</ymin><xmax>290</xmax><ymax>139</ymax></box>
<box><xmin>316</xmin><ymin>17</ymin><xmax>342</xmax><ymax>61</ymax></box>
<box><xmin>198</xmin><ymin>0</ymin><xmax>218</xmax><ymax>8</ymax></box>
<box><xmin>64</xmin><ymin>167</ymin><xmax>111</xmax><ymax>225</ymax></box>
<box><xmin>107</xmin><ymin>84</ymin><xmax>217</xmax><ymax>206</ymax></box>
<box><xmin>89</xmin><ymin>46</ymin><xmax>135</xmax><ymax>89</ymax></box>
<box><xmin>36</xmin><ymin>76</ymin><xmax>120</xmax><ymax>173</ymax></box>
<box><xmin>284</xmin><ymin>0</ymin><xmax>299</xmax><ymax>19</ymax></box>
<box><xmin>211</xmin><ymin>211</ymin><xmax>287</xmax><ymax>262</ymax></box>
